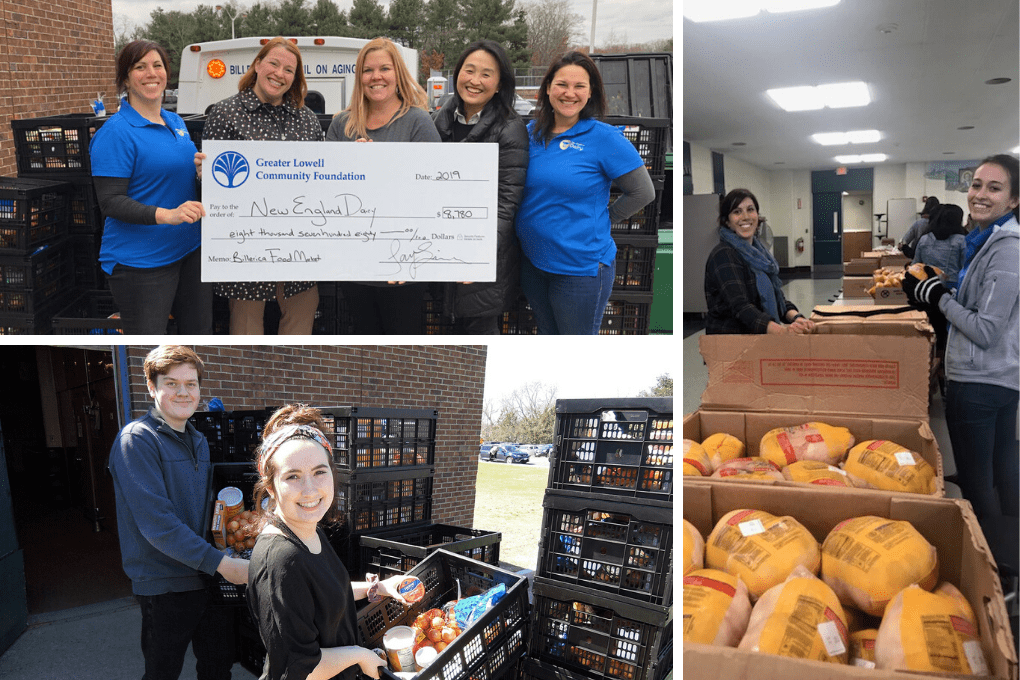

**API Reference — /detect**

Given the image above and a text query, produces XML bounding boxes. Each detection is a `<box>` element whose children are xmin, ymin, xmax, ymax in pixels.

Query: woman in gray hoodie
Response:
<box><xmin>904</xmin><ymin>153</ymin><xmax>1019</xmax><ymax>523</ymax></box>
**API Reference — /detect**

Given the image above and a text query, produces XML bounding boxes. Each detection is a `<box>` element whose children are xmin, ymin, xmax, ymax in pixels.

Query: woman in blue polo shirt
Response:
<box><xmin>515</xmin><ymin>51</ymin><xmax>655</xmax><ymax>334</ymax></box>
<box><xmin>90</xmin><ymin>40</ymin><xmax>211</xmax><ymax>334</ymax></box>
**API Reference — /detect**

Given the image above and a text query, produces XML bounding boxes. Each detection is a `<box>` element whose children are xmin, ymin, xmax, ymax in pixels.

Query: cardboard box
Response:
<box><xmin>810</xmin><ymin>306</ymin><xmax>931</xmax><ymax>336</ymax></box>
<box><xmin>881</xmin><ymin>254</ymin><xmax>911</xmax><ymax>268</ymax></box>
<box><xmin>871</xmin><ymin>284</ymin><xmax>908</xmax><ymax>305</ymax></box>
<box><xmin>841</xmin><ymin>276</ymin><xmax>873</xmax><ymax>298</ymax></box>
<box><xmin>692</xmin><ymin>333</ymin><xmax>942</xmax><ymax>495</ymax></box>
<box><xmin>844</xmin><ymin>257</ymin><xmax>881</xmax><ymax>276</ymax></box>
<box><xmin>683</xmin><ymin>408</ymin><xmax>944</xmax><ymax>496</ymax></box>
<box><xmin>698</xmin><ymin>334</ymin><xmax>931</xmax><ymax>420</ymax></box>
<box><xmin>682</xmin><ymin>482</ymin><xmax>1018</xmax><ymax>680</ymax></box>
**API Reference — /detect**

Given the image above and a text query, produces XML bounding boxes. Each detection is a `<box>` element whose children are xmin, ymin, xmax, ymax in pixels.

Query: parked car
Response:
<box><xmin>513</xmin><ymin>94</ymin><xmax>535</xmax><ymax>116</ymax></box>
<box><xmin>535</xmin><ymin>444</ymin><xmax>554</xmax><ymax>457</ymax></box>
<box><xmin>483</xmin><ymin>443</ymin><xmax>529</xmax><ymax>464</ymax></box>
<box><xmin>518</xmin><ymin>444</ymin><xmax>540</xmax><ymax>456</ymax></box>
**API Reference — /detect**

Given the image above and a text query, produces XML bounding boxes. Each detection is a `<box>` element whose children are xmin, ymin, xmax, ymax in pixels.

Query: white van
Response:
<box><xmin>177</xmin><ymin>36</ymin><xmax>420</xmax><ymax>116</ymax></box>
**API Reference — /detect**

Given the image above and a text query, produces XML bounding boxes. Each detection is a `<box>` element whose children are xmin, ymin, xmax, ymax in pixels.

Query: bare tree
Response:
<box><xmin>522</xmin><ymin>0</ymin><xmax>582</xmax><ymax>68</ymax></box>
<box><xmin>482</xmin><ymin>381</ymin><xmax>557</xmax><ymax>443</ymax></box>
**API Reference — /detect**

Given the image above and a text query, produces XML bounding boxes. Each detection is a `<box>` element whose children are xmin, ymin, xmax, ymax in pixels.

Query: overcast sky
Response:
<box><xmin>110</xmin><ymin>0</ymin><xmax>674</xmax><ymax>46</ymax></box>
<box><xmin>482</xmin><ymin>338</ymin><xmax>675</xmax><ymax>409</ymax></box>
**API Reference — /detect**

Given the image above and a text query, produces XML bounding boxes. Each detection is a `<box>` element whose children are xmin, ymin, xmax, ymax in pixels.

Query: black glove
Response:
<box><xmin>902</xmin><ymin>265</ymin><xmax>948</xmax><ymax>309</ymax></box>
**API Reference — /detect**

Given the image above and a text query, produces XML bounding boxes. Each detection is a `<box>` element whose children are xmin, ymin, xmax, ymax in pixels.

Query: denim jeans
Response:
<box><xmin>520</xmin><ymin>256</ymin><xmax>615</xmax><ymax>335</ymax></box>
<box><xmin>135</xmin><ymin>589</ymin><xmax>235</xmax><ymax>680</ymax></box>
<box><xmin>945</xmin><ymin>380</ymin><xmax>1020</xmax><ymax>520</ymax></box>
<box><xmin>107</xmin><ymin>248</ymin><xmax>213</xmax><ymax>335</ymax></box>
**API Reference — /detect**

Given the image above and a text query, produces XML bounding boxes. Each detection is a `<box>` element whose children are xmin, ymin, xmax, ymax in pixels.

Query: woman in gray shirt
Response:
<box><xmin>326</xmin><ymin>37</ymin><xmax>440</xmax><ymax>334</ymax></box>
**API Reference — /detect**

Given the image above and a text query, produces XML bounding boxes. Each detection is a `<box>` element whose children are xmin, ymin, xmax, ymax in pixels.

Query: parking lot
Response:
<box><xmin>478</xmin><ymin>453</ymin><xmax>550</xmax><ymax>467</ymax></box>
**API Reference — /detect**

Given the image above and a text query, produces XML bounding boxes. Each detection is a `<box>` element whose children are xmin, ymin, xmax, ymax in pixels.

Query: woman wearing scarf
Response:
<box><xmin>704</xmin><ymin>188</ymin><xmax>815</xmax><ymax>335</ymax></box>
<box><xmin>903</xmin><ymin>154</ymin><xmax>1019</xmax><ymax>525</ymax></box>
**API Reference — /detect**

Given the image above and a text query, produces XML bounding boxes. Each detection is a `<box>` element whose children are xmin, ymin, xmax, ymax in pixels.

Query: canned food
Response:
<box><xmin>397</xmin><ymin>577</ymin><xmax>425</xmax><ymax>603</ymax></box>
<box><xmin>217</xmin><ymin>486</ymin><xmax>244</xmax><ymax>522</ymax></box>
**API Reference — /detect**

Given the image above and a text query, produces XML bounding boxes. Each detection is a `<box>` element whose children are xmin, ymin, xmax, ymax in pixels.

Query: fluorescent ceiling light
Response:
<box><xmin>683</xmin><ymin>0</ymin><xmax>760</xmax><ymax>21</ymax></box>
<box><xmin>835</xmin><ymin>154</ymin><xmax>887</xmax><ymax>163</ymax></box>
<box><xmin>817</xmin><ymin>82</ymin><xmax>871</xmax><ymax>108</ymax></box>
<box><xmin>684</xmin><ymin>0</ymin><xmax>839</xmax><ymax>22</ymax></box>
<box><xmin>768</xmin><ymin>82</ymin><xmax>870</xmax><ymax>111</ymax></box>
<box><xmin>812</xmin><ymin>130</ymin><xmax>880</xmax><ymax>145</ymax></box>
<box><xmin>764</xmin><ymin>0</ymin><xmax>840</xmax><ymax>11</ymax></box>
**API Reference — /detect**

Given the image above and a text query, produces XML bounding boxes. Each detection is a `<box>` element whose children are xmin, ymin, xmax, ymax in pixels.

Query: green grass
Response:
<box><xmin>472</xmin><ymin>461</ymin><xmax>548</xmax><ymax>571</ymax></box>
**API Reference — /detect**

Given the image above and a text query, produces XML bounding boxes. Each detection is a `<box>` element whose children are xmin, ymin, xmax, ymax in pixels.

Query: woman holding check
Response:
<box><xmin>90</xmin><ymin>40</ymin><xmax>211</xmax><ymax>334</ymax></box>
<box><xmin>203</xmin><ymin>36</ymin><xmax>324</xmax><ymax>335</ymax></box>
<box><xmin>326</xmin><ymin>37</ymin><xmax>441</xmax><ymax>334</ymax></box>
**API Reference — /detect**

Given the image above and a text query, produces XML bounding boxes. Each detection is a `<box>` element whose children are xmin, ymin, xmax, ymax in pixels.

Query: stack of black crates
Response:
<box><xmin>2</xmin><ymin>114</ymin><xmax>106</xmax><ymax>334</ymax></box>
<box><xmin>190</xmin><ymin>404</ymin><xmax>502</xmax><ymax>676</ymax></box>
<box><xmin>500</xmin><ymin>118</ymin><xmax>669</xmax><ymax>335</ymax></box>
<box><xmin>523</xmin><ymin>398</ymin><xmax>673</xmax><ymax>680</ymax></box>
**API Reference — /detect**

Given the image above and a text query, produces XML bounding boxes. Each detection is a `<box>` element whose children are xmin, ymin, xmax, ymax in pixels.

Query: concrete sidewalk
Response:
<box><xmin>0</xmin><ymin>597</ymin><xmax>258</xmax><ymax>680</ymax></box>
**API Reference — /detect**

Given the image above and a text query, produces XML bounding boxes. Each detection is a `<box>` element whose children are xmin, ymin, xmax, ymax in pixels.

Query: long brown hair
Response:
<box><xmin>342</xmin><ymin>37</ymin><xmax>428</xmax><ymax>140</ymax></box>
<box><xmin>237</xmin><ymin>37</ymin><xmax>307</xmax><ymax>108</ymax></box>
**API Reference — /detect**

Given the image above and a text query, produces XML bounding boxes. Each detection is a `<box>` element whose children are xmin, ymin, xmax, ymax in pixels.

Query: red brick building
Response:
<box><xmin>0</xmin><ymin>0</ymin><xmax>116</xmax><ymax>175</ymax></box>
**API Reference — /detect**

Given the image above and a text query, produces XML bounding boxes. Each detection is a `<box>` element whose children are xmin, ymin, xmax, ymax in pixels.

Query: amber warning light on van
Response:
<box><xmin>207</xmin><ymin>59</ymin><xmax>227</xmax><ymax>79</ymax></box>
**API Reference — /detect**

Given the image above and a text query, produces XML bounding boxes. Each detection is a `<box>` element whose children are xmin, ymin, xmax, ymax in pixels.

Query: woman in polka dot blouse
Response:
<box><xmin>203</xmin><ymin>37</ymin><xmax>325</xmax><ymax>335</ymax></box>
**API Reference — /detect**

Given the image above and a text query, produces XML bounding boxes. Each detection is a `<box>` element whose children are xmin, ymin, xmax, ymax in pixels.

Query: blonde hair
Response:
<box><xmin>342</xmin><ymin>37</ymin><xmax>427</xmax><ymax>140</ymax></box>
<box><xmin>237</xmin><ymin>37</ymin><xmax>307</xmax><ymax>108</ymax></box>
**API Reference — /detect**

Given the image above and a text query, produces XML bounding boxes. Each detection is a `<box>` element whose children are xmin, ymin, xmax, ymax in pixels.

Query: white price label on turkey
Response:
<box><xmin>817</xmin><ymin>621</ymin><xmax>846</xmax><ymax>657</ymax></box>
<box><xmin>852</xmin><ymin>659</ymin><xmax>875</xmax><ymax>669</ymax></box>
<box><xmin>894</xmin><ymin>451</ymin><xmax>916</xmax><ymax>466</ymax></box>
<box><xmin>738</xmin><ymin>519</ymin><xmax>766</xmax><ymax>537</ymax></box>
<box><xmin>963</xmin><ymin>640</ymin><xmax>989</xmax><ymax>675</ymax></box>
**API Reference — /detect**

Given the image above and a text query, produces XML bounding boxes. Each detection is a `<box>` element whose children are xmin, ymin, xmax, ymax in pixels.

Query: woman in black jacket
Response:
<box><xmin>432</xmin><ymin>40</ymin><xmax>529</xmax><ymax>334</ymax></box>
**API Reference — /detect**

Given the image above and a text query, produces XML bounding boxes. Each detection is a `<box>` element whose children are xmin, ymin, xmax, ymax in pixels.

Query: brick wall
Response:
<box><xmin>0</xmin><ymin>0</ymin><xmax>116</xmax><ymax>175</ymax></box>
<box><xmin>123</xmin><ymin>345</ymin><xmax>486</xmax><ymax>527</ymax></box>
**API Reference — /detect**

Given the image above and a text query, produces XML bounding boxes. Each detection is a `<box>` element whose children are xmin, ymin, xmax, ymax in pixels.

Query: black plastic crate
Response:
<box><xmin>334</xmin><ymin>407</ymin><xmax>438</xmax><ymax>471</ymax></box>
<box><xmin>599</xmin><ymin>292</ymin><xmax>653</xmax><ymax>335</ymax></box>
<box><xmin>537</xmin><ymin>491</ymin><xmax>673</xmax><ymax>605</ymax></box>
<box><xmin>549</xmin><ymin>399</ymin><xmax>673</xmax><ymax>502</ymax></box>
<box><xmin>612</xmin><ymin>235</ymin><xmax>658</xmax><ymax>292</ymax></box>
<box><xmin>529</xmin><ymin>578</ymin><xmax>671</xmax><ymax>680</ymax></box>
<box><xmin>190</xmin><ymin>411</ymin><xmax>227</xmax><ymax>460</ymax></box>
<box><xmin>0</xmin><ymin>237</ymin><xmax>71</xmax><ymax>289</ymax></box>
<box><xmin>0</xmin><ymin>176</ymin><xmax>73</xmax><ymax>252</ymax></box>
<box><xmin>12</xmin><ymin>114</ymin><xmax>99</xmax><ymax>175</ymax></box>
<box><xmin>236</xmin><ymin>615</ymin><xmax>266</xmax><ymax>676</ymax></box>
<box><xmin>337</xmin><ymin>467</ymin><xmax>435</xmax><ymax>533</ymax></box>
<box><xmin>0</xmin><ymin>304</ymin><xmax>58</xmax><ymax>334</ymax></box>
<box><xmin>607</xmin><ymin>117</ymin><xmax>670</xmax><ymax>177</ymax></box>
<box><xmin>48</xmin><ymin>174</ymin><xmax>103</xmax><ymax>235</ymax></box>
<box><xmin>499</xmin><ymin>293</ymin><xmax>654</xmax><ymax>335</ymax></box>
<box><xmin>203</xmin><ymin>462</ymin><xmax>261</xmax><ymax>606</ymax></box>
<box><xmin>359</xmin><ymin>523</ymin><xmax>501</xmax><ymax>579</ymax></box>
<box><xmin>69</xmin><ymin>233</ymin><xmax>103</xmax><ymax>289</ymax></box>
<box><xmin>357</xmin><ymin>549</ymin><xmax>530</xmax><ymax>680</ymax></box>
<box><xmin>49</xmin><ymin>289</ymin><xmax>123</xmax><ymax>335</ymax></box>
<box><xmin>219</xmin><ymin>409</ymin><xmax>273</xmax><ymax>464</ymax></box>
<box><xmin>610</xmin><ymin>182</ymin><xmax>663</xmax><ymax>235</ymax></box>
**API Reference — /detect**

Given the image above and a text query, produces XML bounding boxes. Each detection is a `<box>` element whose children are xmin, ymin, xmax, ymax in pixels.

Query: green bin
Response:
<box><xmin>650</xmin><ymin>229</ymin><xmax>672</xmax><ymax>334</ymax></box>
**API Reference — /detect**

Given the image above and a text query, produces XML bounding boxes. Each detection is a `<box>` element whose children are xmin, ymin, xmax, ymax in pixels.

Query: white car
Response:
<box><xmin>518</xmin><ymin>444</ymin><xmax>540</xmax><ymax>456</ymax></box>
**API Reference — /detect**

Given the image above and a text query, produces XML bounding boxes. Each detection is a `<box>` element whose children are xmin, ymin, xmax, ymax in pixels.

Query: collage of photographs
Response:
<box><xmin>682</xmin><ymin>1</ymin><xmax>1019</xmax><ymax>680</ymax></box>
<box><xmin>0</xmin><ymin>0</ymin><xmax>674</xmax><ymax>678</ymax></box>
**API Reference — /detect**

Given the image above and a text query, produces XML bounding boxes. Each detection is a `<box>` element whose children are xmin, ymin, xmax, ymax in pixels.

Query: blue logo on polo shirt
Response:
<box><xmin>211</xmin><ymin>151</ymin><xmax>250</xmax><ymax>188</ymax></box>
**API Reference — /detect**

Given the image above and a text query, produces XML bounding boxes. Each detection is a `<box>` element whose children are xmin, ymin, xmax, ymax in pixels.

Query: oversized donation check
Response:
<box><xmin>200</xmin><ymin>140</ymin><xmax>498</xmax><ymax>282</ymax></box>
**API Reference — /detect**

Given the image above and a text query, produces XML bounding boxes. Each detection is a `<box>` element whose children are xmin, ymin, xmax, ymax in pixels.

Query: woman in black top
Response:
<box><xmin>704</xmin><ymin>188</ymin><xmax>816</xmax><ymax>335</ymax></box>
<box><xmin>248</xmin><ymin>419</ymin><xmax>409</xmax><ymax>680</ymax></box>
<box><xmin>432</xmin><ymin>40</ymin><xmax>529</xmax><ymax>334</ymax></box>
